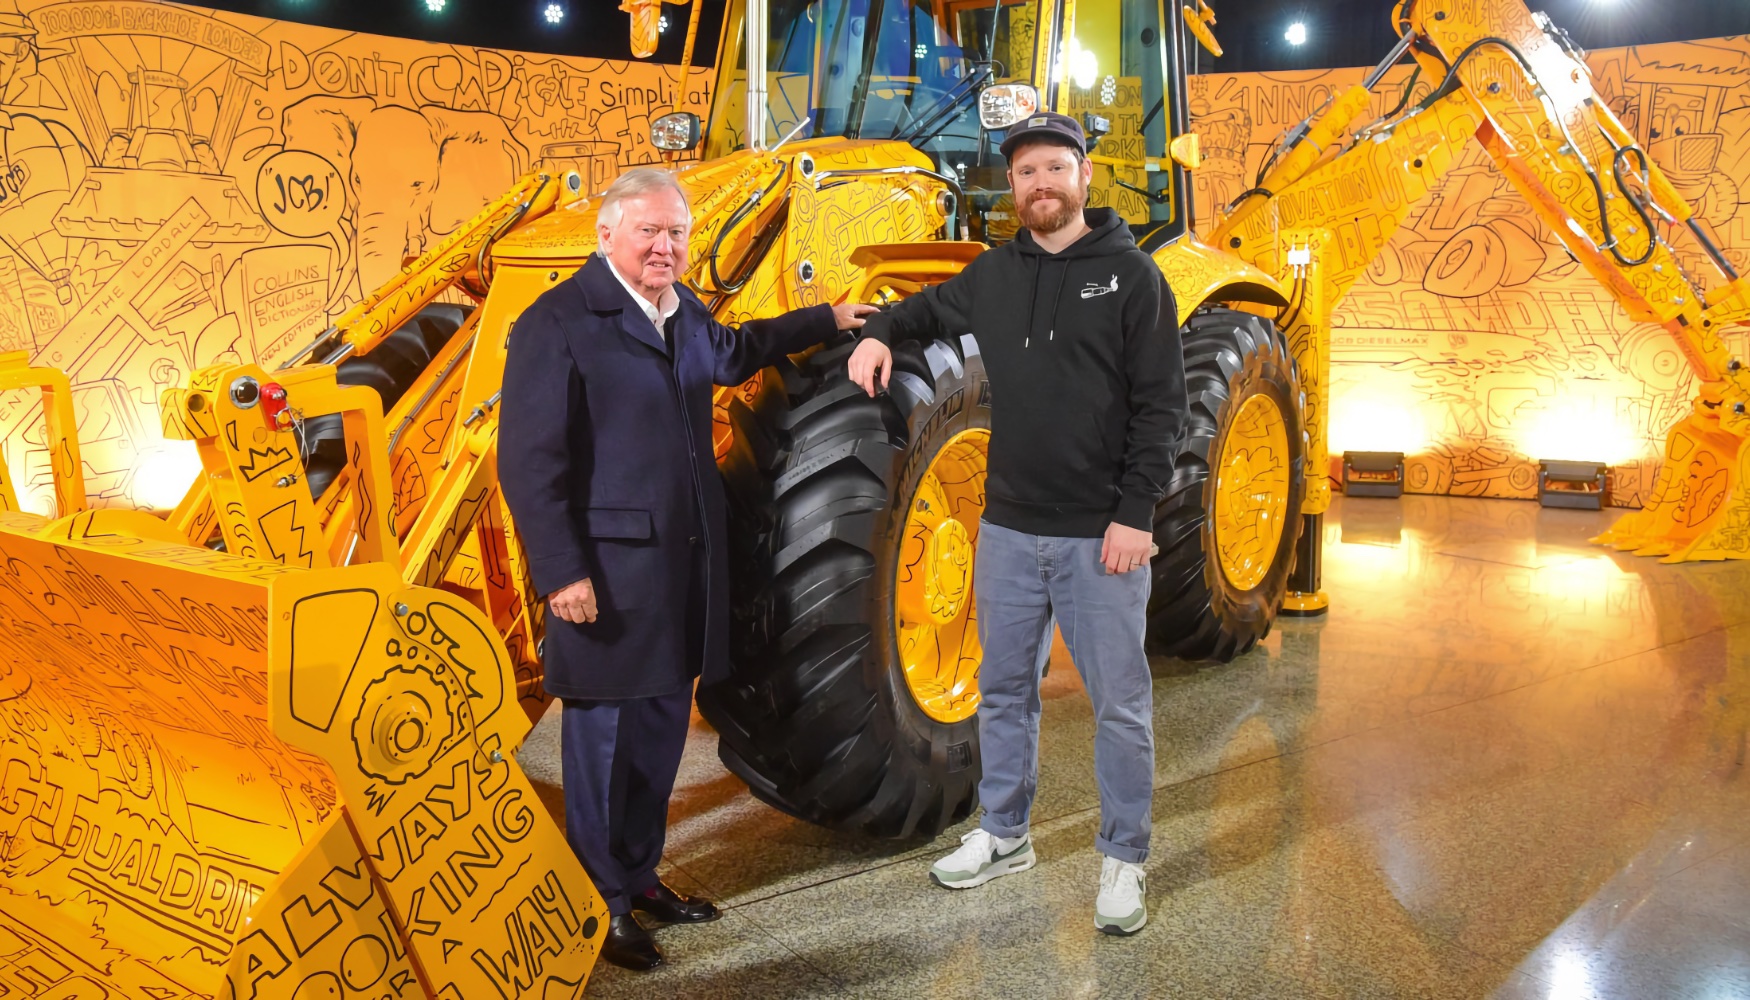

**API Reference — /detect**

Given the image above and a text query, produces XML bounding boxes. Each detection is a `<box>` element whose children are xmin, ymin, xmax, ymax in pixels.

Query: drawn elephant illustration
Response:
<box><xmin>275</xmin><ymin>97</ymin><xmax>530</xmax><ymax>296</ymax></box>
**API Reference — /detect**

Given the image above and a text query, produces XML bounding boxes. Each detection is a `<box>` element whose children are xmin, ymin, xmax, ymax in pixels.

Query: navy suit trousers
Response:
<box><xmin>561</xmin><ymin>547</ymin><xmax>704</xmax><ymax>915</ymax></box>
<box><xmin>561</xmin><ymin>688</ymin><xmax>692</xmax><ymax>916</ymax></box>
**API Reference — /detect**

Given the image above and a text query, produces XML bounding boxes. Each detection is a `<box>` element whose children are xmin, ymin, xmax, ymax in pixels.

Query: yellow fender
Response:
<box><xmin>845</xmin><ymin>241</ymin><xmax>989</xmax><ymax>304</ymax></box>
<box><xmin>1152</xmin><ymin>235</ymin><xmax>1290</xmax><ymax>318</ymax></box>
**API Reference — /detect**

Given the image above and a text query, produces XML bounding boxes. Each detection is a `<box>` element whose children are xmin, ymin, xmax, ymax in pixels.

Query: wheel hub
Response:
<box><xmin>896</xmin><ymin>429</ymin><xmax>989</xmax><ymax>724</ymax></box>
<box><xmin>1214</xmin><ymin>392</ymin><xmax>1292</xmax><ymax>592</ymax></box>
<box><xmin>916</xmin><ymin>517</ymin><xmax>972</xmax><ymax>625</ymax></box>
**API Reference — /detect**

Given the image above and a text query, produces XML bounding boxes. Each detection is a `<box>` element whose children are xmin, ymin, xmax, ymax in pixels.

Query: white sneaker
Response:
<box><xmin>1094</xmin><ymin>856</ymin><xmax>1147</xmax><ymax>935</ymax></box>
<box><xmin>929</xmin><ymin>829</ymin><xmax>1036</xmax><ymax>889</ymax></box>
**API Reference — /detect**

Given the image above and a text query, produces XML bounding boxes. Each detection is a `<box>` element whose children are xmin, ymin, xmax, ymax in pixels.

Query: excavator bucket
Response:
<box><xmin>0</xmin><ymin>359</ymin><xmax>607</xmax><ymax>995</ymax></box>
<box><xmin>1592</xmin><ymin>278</ymin><xmax>1750</xmax><ymax>563</ymax></box>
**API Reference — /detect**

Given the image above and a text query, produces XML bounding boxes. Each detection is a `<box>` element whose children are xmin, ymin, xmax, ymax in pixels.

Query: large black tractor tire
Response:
<box><xmin>699</xmin><ymin>334</ymin><xmax>991</xmax><ymax>839</ymax></box>
<box><xmin>298</xmin><ymin>303</ymin><xmax>473</xmax><ymax>499</ymax></box>
<box><xmin>1147</xmin><ymin>308</ymin><xmax>1307</xmax><ymax>662</ymax></box>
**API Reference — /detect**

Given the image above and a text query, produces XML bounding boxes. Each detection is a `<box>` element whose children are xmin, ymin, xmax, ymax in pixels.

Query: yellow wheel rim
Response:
<box><xmin>1214</xmin><ymin>392</ymin><xmax>1291</xmax><ymax>591</ymax></box>
<box><xmin>896</xmin><ymin>429</ymin><xmax>989</xmax><ymax>724</ymax></box>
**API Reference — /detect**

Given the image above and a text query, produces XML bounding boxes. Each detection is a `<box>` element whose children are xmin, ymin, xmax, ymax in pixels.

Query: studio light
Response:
<box><xmin>1343</xmin><ymin>451</ymin><xmax>1405</xmax><ymax>498</ymax></box>
<box><xmin>659</xmin><ymin>15</ymin><xmax>670</xmax><ymax>32</ymax></box>
<box><xmin>544</xmin><ymin>3</ymin><xmax>565</xmax><ymax>24</ymax></box>
<box><xmin>1056</xmin><ymin>38</ymin><xmax>1099</xmax><ymax>90</ymax></box>
<box><xmin>1538</xmin><ymin>461</ymin><xmax>1608</xmax><ymax>509</ymax></box>
<box><xmin>133</xmin><ymin>443</ymin><xmax>204</xmax><ymax>511</ymax></box>
<box><xmin>424</xmin><ymin>0</ymin><xmax>444</xmax><ymax>11</ymax></box>
<box><xmin>1285</xmin><ymin>22</ymin><xmax>1308</xmax><ymax>45</ymax></box>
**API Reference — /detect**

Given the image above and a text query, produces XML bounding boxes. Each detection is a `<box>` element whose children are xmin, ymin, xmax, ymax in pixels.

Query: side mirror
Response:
<box><xmin>979</xmin><ymin>84</ymin><xmax>1041</xmax><ymax>130</ymax></box>
<box><xmin>651</xmin><ymin>112</ymin><xmax>702</xmax><ymax>152</ymax></box>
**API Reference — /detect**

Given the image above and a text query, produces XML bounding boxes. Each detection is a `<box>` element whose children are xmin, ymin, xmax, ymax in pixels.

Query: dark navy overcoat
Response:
<box><xmin>499</xmin><ymin>255</ymin><xmax>835</xmax><ymax>700</ymax></box>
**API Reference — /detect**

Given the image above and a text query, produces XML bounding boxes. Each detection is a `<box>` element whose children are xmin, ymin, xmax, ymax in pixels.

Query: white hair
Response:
<box><xmin>597</xmin><ymin>167</ymin><xmax>690</xmax><ymax>230</ymax></box>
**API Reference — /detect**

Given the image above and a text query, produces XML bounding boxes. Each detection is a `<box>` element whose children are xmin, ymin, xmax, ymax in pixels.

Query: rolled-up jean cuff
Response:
<box><xmin>1097</xmin><ymin>835</ymin><xmax>1148</xmax><ymax>865</ymax></box>
<box><xmin>980</xmin><ymin>816</ymin><xmax>1030</xmax><ymax>841</ymax></box>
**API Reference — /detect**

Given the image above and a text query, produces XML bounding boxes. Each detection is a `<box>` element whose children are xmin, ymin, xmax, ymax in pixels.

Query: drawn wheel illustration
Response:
<box><xmin>300</xmin><ymin>303</ymin><xmax>474</xmax><ymax>500</ymax></box>
<box><xmin>1149</xmin><ymin>308</ymin><xmax>1306</xmax><ymax>662</ymax></box>
<box><xmin>352</xmin><ymin>665</ymin><xmax>454</xmax><ymax>785</ymax></box>
<box><xmin>96</xmin><ymin>713</ymin><xmax>156</xmax><ymax>799</ymax></box>
<box><xmin>701</xmin><ymin>335</ymin><xmax>991</xmax><ymax>839</ymax></box>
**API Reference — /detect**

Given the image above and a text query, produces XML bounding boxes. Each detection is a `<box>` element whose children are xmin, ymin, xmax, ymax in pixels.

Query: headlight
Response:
<box><xmin>979</xmin><ymin>84</ymin><xmax>1040</xmax><ymax>131</ymax></box>
<box><xmin>650</xmin><ymin>112</ymin><xmax>701</xmax><ymax>152</ymax></box>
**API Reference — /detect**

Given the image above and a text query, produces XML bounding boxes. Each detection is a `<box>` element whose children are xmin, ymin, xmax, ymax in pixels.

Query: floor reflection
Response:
<box><xmin>519</xmin><ymin>495</ymin><xmax>1749</xmax><ymax>999</ymax></box>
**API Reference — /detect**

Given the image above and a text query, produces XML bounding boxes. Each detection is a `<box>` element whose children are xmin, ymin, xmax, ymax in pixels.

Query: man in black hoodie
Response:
<box><xmin>848</xmin><ymin>112</ymin><xmax>1186</xmax><ymax>936</ymax></box>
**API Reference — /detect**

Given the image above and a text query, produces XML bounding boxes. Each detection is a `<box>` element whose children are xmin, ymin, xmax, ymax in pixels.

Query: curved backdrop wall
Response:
<box><xmin>0</xmin><ymin>1</ymin><xmax>1744</xmax><ymax>512</ymax></box>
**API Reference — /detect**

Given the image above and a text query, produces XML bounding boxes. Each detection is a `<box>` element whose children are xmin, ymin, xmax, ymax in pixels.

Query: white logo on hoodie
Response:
<box><xmin>1081</xmin><ymin>275</ymin><xmax>1119</xmax><ymax>299</ymax></box>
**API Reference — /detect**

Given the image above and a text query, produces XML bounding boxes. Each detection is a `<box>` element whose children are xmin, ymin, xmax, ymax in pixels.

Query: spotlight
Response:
<box><xmin>1285</xmin><ymin>22</ymin><xmax>1307</xmax><ymax>45</ymax></box>
<box><xmin>1537</xmin><ymin>460</ymin><xmax>1608</xmax><ymax>510</ymax></box>
<box><xmin>1343</xmin><ymin>451</ymin><xmax>1405</xmax><ymax>498</ymax></box>
<box><xmin>544</xmin><ymin>2</ymin><xmax>564</xmax><ymax>24</ymax></box>
<box><xmin>659</xmin><ymin>14</ymin><xmax>670</xmax><ymax>32</ymax></box>
<box><xmin>425</xmin><ymin>0</ymin><xmax>444</xmax><ymax>11</ymax></box>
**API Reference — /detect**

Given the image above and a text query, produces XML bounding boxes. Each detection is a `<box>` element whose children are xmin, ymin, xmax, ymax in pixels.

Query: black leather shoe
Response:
<box><xmin>601</xmin><ymin>914</ymin><xmax>664</xmax><ymax>971</ymax></box>
<box><xmin>630</xmin><ymin>880</ymin><xmax>720</xmax><ymax>925</ymax></box>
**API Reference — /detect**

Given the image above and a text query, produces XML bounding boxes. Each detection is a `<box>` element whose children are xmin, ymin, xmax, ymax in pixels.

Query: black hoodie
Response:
<box><xmin>861</xmin><ymin>208</ymin><xmax>1187</xmax><ymax>538</ymax></box>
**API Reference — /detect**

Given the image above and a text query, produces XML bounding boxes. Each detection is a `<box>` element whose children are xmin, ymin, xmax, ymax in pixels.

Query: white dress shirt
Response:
<box><xmin>603</xmin><ymin>254</ymin><xmax>680</xmax><ymax>341</ymax></box>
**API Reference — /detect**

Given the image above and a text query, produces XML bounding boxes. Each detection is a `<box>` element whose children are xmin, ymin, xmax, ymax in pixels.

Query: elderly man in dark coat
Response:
<box><xmin>499</xmin><ymin>167</ymin><xmax>874</xmax><ymax>971</ymax></box>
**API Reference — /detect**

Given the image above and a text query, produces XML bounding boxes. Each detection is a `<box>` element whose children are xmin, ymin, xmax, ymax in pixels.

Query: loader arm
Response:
<box><xmin>170</xmin><ymin>171</ymin><xmax>583</xmax><ymax>551</ymax></box>
<box><xmin>1208</xmin><ymin>0</ymin><xmax>1750</xmax><ymax>562</ymax></box>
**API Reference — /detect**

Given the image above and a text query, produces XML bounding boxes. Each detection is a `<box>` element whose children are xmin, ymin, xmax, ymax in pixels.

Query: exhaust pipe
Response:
<box><xmin>746</xmin><ymin>0</ymin><xmax>767</xmax><ymax>150</ymax></box>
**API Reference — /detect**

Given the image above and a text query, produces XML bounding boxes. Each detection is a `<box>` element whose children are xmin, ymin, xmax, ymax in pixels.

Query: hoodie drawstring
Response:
<box><xmin>1025</xmin><ymin>256</ymin><xmax>1038</xmax><ymax>348</ymax></box>
<box><xmin>1047</xmin><ymin>264</ymin><xmax>1069</xmax><ymax>343</ymax></box>
<box><xmin>1025</xmin><ymin>256</ymin><xmax>1072</xmax><ymax>349</ymax></box>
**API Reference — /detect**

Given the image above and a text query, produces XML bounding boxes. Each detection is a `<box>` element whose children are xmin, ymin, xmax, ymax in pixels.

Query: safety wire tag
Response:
<box><xmin>287</xmin><ymin>407</ymin><xmax>309</xmax><ymax>464</ymax></box>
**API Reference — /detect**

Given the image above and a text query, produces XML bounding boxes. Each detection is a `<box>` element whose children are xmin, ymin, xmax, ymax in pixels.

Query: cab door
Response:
<box><xmin>1061</xmin><ymin>0</ymin><xmax>1190</xmax><ymax>247</ymax></box>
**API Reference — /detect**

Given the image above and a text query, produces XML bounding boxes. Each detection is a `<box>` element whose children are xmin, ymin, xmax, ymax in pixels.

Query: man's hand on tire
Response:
<box><xmin>550</xmin><ymin>579</ymin><xmax>598</xmax><ymax>623</ymax></box>
<box><xmin>848</xmin><ymin>339</ymin><xmax>893</xmax><ymax>397</ymax></box>
<box><xmin>833</xmin><ymin>302</ymin><xmax>881</xmax><ymax>331</ymax></box>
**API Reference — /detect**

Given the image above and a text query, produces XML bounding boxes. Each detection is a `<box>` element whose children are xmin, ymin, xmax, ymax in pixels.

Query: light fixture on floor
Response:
<box><xmin>1537</xmin><ymin>460</ymin><xmax>1608</xmax><ymax>509</ymax></box>
<box><xmin>1342</xmin><ymin>451</ymin><xmax>1405</xmax><ymax>498</ymax></box>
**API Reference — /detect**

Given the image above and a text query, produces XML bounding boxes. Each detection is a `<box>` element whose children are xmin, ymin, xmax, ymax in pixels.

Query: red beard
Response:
<box><xmin>1019</xmin><ymin>186</ymin><xmax>1085</xmax><ymax>234</ymax></box>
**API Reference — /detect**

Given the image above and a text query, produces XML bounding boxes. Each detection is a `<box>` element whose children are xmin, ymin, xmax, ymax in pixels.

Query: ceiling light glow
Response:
<box><xmin>425</xmin><ymin>0</ymin><xmax>444</xmax><ymax>11</ymax></box>
<box><xmin>1286</xmin><ymin>21</ymin><xmax>1308</xmax><ymax>45</ymax></box>
<box><xmin>544</xmin><ymin>3</ymin><xmax>564</xmax><ymax>24</ymax></box>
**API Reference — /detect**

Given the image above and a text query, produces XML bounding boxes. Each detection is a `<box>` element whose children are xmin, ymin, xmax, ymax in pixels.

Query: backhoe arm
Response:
<box><xmin>1210</xmin><ymin>0</ymin><xmax>1750</xmax><ymax>562</ymax></box>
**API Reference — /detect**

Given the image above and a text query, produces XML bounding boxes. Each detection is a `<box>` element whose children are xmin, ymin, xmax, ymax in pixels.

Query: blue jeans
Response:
<box><xmin>974</xmin><ymin>521</ymin><xmax>1155</xmax><ymax>863</ymax></box>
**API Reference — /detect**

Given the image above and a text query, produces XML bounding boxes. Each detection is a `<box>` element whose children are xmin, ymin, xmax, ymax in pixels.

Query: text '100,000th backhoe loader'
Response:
<box><xmin>2</xmin><ymin>0</ymin><xmax>1747</xmax><ymax>994</ymax></box>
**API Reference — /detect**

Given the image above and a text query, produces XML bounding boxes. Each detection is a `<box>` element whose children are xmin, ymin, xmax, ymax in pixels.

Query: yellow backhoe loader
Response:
<box><xmin>2</xmin><ymin>0</ymin><xmax>1747</xmax><ymax>994</ymax></box>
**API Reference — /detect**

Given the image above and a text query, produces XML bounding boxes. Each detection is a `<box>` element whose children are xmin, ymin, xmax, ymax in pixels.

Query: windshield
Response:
<box><xmin>702</xmin><ymin>0</ymin><xmax>1180</xmax><ymax>246</ymax></box>
<box><xmin>705</xmin><ymin>0</ymin><xmax>1037</xmax><ymax>158</ymax></box>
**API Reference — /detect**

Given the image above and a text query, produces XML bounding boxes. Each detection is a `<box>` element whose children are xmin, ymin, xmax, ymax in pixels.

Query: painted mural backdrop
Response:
<box><xmin>0</xmin><ymin>1</ymin><xmax>1744</xmax><ymax>513</ymax></box>
<box><xmin>0</xmin><ymin>0</ymin><xmax>710</xmax><ymax>514</ymax></box>
<box><xmin>1189</xmin><ymin>34</ymin><xmax>1750</xmax><ymax>506</ymax></box>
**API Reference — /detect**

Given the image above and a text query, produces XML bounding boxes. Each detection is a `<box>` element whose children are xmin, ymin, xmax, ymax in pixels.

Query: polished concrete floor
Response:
<box><xmin>519</xmin><ymin>495</ymin><xmax>1750</xmax><ymax>999</ymax></box>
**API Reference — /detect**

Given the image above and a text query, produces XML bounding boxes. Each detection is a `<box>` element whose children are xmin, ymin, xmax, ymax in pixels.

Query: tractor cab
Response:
<box><xmin>659</xmin><ymin>0</ymin><xmax>1195</xmax><ymax>249</ymax></box>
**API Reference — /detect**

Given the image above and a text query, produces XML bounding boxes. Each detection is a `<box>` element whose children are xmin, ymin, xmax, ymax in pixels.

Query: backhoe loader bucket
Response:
<box><xmin>0</xmin><ymin>358</ymin><xmax>606</xmax><ymax>996</ymax></box>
